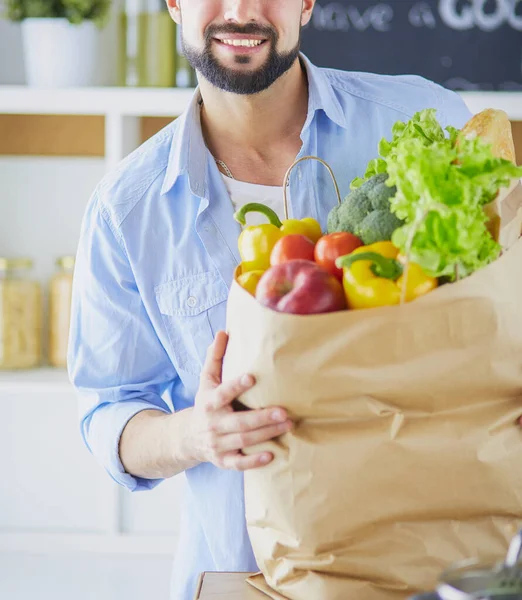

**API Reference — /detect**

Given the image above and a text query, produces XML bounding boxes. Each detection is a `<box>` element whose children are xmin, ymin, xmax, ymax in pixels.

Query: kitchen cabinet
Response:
<box><xmin>0</xmin><ymin>373</ymin><xmax>184</xmax><ymax>554</ymax></box>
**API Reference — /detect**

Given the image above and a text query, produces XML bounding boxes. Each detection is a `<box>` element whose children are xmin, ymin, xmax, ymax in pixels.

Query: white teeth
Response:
<box><xmin>220</xmin><ymin>39</ymin><xmax>263</xmax><ymax>47</ymax></box>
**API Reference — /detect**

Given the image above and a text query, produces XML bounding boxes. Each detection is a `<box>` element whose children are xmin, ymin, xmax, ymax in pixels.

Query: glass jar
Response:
<box><xmin>48</xmin><ymin>256</ymin><xmax>75</xmax><ymax>368</ymax></box>
<box><xmin>0</xmin><ymin>258</ymin><xmax>42</xmax><ymax>370</ymax></box>
<box><xmin>118</xmin><ymin>0</ymin><xmax>176</xmax><ymax>87</ymax></box>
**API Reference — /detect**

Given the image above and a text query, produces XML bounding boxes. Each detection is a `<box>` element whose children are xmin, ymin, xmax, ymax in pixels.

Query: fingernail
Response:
<box><xmin>260</xmin><ymin>454</ymin><xmax>271</xmax><ymax>464</ymax></box>
<box><xmin>241</xmin><ymin>374</ymin><xmax>254</xmax><ymax>386</ymax></box>
<box><xmin>271</xmin><ymin>410</ymin><xmax>285</xmax><ymax>422</ymax></box>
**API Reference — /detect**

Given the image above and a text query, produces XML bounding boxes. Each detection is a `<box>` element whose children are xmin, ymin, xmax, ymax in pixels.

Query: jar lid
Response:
<box><xmin>0</xmin><ymin>257</ymin><xmax>33</xmax><ymax>270</ymax></box>
<box><xmin>438</xmin><ymin>529</ymin><xmax>522</xmax><ymax>599</ymax></box>
<box><xmin>56</xmin><ymin>255</ymin><xmax>76</xmax><ymax>270</ymax></box>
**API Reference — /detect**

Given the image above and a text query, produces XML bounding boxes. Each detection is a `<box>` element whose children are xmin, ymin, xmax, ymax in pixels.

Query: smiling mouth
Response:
<box><xmin>215</xmin><ymin>38</ymin><xmax>268</xmax><ymax>48</ymax></box>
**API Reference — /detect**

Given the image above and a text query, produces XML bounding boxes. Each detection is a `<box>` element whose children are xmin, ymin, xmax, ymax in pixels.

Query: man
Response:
<box><xmin>68</xmin><ymin>1</ymin><xmax>474</xmax><ymax>598</ymax></box>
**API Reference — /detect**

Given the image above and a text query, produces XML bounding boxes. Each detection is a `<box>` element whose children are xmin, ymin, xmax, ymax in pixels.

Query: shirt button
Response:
<box><xmin>187</xmin><ymin>296</ymin><xmax>197</xmax><ymax>308</ymax></box>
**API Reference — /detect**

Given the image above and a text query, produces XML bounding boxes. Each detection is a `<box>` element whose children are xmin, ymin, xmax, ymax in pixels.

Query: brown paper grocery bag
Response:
<box><xmin>222</xmin><ymin>185</ymin><xmax>522</xmax><ymax>600</ymax></box>
<box><xmin>499</xmin><ymin>181</ymin><xmax>522</xmax><ymax>249</ymax></box>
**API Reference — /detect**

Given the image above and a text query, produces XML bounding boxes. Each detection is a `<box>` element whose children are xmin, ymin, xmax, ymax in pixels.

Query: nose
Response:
<box><xmin>223</xmin><ymin>0</ymin><xmax>260</xmax><ymax>24</ymax></box>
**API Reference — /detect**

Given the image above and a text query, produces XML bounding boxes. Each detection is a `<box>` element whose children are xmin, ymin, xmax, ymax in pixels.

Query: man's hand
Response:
<box><xmin>185</xmin><ymin>330</ymin><xmax>292</xmax><ymax>471</ymax></box>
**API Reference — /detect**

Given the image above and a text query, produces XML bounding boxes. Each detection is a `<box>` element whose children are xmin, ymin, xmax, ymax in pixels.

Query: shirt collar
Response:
<box><xmin>161</xmin><ymin>89</ymin><xmax>208</xmax><ymax>196</ymax></box>
<box><xmin>299</xmin><ymin>53</ymin><xmax>347</xmax><ymax>131</ymax></box>
<box><xmin>161</xmin><ymin>53</ymin><xmax>347</xmax><ymax>196</ymax></box>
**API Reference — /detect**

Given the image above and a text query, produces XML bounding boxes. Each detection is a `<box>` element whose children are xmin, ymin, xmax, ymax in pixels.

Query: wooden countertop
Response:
<box><xmin>195</xmin><ymin>572</ymin><xmax>266</xmax><ymax>599</ymax></box>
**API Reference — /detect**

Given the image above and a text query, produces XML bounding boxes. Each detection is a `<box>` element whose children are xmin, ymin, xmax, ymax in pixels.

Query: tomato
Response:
<box><xmin>314</xmin><ymin>232</ymin><xmax>363</xmax><ymax>280</ymax></box>
<box><xmin>270</xmin><ymin>234</ymin><xmax>316</xmax><ymax>266</ymax></box>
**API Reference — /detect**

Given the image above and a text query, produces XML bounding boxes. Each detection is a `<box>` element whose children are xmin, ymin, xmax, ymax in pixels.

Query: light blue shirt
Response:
<box><xmin>68</xmin><ymin>54</ymin><xmax>472</xmax><ymax>600</ymax></box>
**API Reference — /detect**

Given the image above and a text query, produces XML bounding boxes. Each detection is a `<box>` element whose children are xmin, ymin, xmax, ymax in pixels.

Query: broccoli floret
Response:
<box><xmin>327</xmin><ymin>187</ymin><xmax>372</xmax><ymax>234</ymax></box>
<box><xmin>358</xmin><ymin>210</ymin><xmax>404</xmax><ymax>245</ymax></box>
<box><xmin>366</xmin><ymin>174</ymin><xmax>397</xmax><ymax>211</ymax></box>
<box><xmin>327</xmin><ymin>205</ymin><xmax>340</xmax><ymax>233</ymax></box>
<box><xmin>359</xmin><ymin>172</ymin><xmax>388</xmax><ymax>195</ymax></box>
<box><xmin>327</xmin><ymin>173</ymin><xmax>402</xmax><ymax>243</ymax></box>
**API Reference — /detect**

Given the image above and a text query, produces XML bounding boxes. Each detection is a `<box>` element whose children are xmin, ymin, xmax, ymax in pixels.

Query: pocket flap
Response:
<box><xmin>155</xmin><ymin>271</ymin><xmax>229</xmax><ymax>317</ymax></box>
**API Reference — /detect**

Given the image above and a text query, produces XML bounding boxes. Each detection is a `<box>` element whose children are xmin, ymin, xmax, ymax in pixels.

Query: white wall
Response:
<box><xmin>0</xmin><ymin>157</ymin><xmax>103</xmax><ymax>283</ymax></box>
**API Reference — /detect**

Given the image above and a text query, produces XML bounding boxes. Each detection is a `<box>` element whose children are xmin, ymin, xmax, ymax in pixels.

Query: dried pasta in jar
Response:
<box><xmin>48</xmin><ymin>256</ymin><xmax>75</xmax><ymax>368</ymax></box>
<box><xmin>0</xmin><ymin>258</ymin><xmax>42</xmax><ymax>370</ymax></box>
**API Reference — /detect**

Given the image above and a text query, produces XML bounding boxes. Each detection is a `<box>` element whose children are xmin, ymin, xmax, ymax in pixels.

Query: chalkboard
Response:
<box><xmin>301</xmin><ymin>1</ymin><xmax>522</xmax><ymax>91</ymax></box>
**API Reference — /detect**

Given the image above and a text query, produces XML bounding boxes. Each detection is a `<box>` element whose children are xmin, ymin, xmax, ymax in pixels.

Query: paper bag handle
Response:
<box><xmin>282</xmin><ymin>156</ymin><xmax>342</xmax><ymax>220</ymax></box>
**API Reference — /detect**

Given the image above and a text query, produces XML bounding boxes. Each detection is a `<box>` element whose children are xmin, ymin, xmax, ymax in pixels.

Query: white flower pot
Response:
<box><xmin>21</xmin><ymin>18</ymin><xmax>99</xmax><ymax>87</ymax></box>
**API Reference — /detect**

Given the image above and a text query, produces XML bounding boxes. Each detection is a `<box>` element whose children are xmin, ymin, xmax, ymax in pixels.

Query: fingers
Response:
<box><xmin>220</xmin><ymin>450</ymin><xmax>274</xmax><ymax>471</ymax></box>
<box><xmin>215</xmin><ymin>406</ymin><xmax>288</xmax><ymax>434</ymax></box>
<box><xmin>207</xmin><ymin>373</ymin><xmax>256</xmax><ymax>411</ymax></box>
<box><xmin>200</xmin><ymin>331</ymin><xmax>228</xmax><ymax>387</ymax></box>
<box><xmin>217</xmin><ymin>421</ymin><xmax>293</xmax><ymax>453</ymax></box>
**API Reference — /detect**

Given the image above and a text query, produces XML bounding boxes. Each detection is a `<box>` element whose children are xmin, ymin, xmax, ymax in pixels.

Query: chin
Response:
<box><xmin>214</xmin><ymin>51</ymin><xmax>268</xmax><ymax>69</ymax></box>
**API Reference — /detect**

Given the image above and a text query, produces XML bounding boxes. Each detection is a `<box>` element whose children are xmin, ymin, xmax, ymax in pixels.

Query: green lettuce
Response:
<box><xmin>352</xmin><ymin>108</ymin><xmax>522</xmax><ymax>279</ymax></box>
<box><xmin>350</xmin><ymin>109</ymin><xmax>452</xmax><ymax>190</ymax></box>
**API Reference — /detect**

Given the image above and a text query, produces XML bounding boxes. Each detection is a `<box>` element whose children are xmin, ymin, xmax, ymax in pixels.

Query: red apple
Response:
<box><xmin>314</xmin><ymin>232</ymin><xmax>363</xmax><ymax>280</ymax></box>
<box><xmin>270</xmin><ymin>234</ymin><xmax>316</xmax><ymax>266</ymax></box>
<box><xmin>256</xmin><ymin>259</ymin><xmax>347</xmax><ymax>315</ymax></box>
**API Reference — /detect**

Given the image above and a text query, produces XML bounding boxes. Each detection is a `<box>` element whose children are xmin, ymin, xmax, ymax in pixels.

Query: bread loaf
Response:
<box><xmin>458</xmin><ymin>109</ymin><xmax>518</xmax><ymax>241</ymax></box>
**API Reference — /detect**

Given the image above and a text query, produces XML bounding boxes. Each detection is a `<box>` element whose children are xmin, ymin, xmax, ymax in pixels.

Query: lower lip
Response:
<box><xmin>214</xmin><ymin>39</ymin><xmax>268</xmax><ymax>54</ymax></box>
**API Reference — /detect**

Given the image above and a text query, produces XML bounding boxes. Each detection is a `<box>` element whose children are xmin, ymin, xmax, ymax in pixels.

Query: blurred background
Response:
<box><xmin>0</xmin><ymin>1</ymin><xmax>520</xmax><ymax>599</ymax></box>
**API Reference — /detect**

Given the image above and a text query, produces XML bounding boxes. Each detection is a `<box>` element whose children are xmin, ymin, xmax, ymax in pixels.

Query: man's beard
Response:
<box><xmin>182</xmin><ymin>23</ymin><xmax>301</xmax><ymax>95</ymax></box>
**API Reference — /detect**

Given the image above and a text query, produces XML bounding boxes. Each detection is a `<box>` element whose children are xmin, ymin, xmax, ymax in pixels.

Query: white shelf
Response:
<box><xmin>0</xmin><ymin>367</ymin><xmax>72</xmax><ymax>393</ymax></box>
<box><xmin>458</xmin><ymin>91</ymin><xmax>522</xmax><ymax>121</ymax></box>
<box><xmin>0</xmin><ymin>86</ymin><xmax>522</xmax><ymax>119</ymax></box>
<box><xmin>0</xmin><ymin>85</ymin><xmax>196</xmax><ymax>117</ymax></box>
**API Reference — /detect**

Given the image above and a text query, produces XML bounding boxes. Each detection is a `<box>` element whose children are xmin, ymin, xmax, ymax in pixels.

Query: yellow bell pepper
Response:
<box><xmin>335</xmin><ymin>241</ymin><xmax>438</xmax><ymax>310</ymax></box>
<box><xmin>279</xmin><ymin>217</ymin><xmax>323</xmax><ymax>243</ymax></box>
<box><xmin>237</xmin><ymin>269</ymin><xmax>265</xmax><ymax>296</ymax></box>
<box><xmin>234</xmin><ymin>203</ymin><xmax>323</xmax><ymax>272</ymax></box>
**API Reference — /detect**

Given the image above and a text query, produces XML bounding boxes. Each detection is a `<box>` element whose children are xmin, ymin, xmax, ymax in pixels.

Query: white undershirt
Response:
<box><xmin>221</xmin><ymin>174</ymin><xmax>285</xmax><ymax>226</ymax></box>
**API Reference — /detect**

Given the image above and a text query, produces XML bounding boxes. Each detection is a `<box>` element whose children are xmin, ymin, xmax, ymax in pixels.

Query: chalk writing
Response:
<box><xmin>409</xmin><ymin>2</ymin><xmax>437</xmax><ymax>27</ymax></box>
<box><xmin>312</xmin><ymin>3</ymin><xmax>394</xmax><ymax>31</ymax></box>
<box><xmin>439</xmin><ymin>0</ymin><xmax>522</xmax><ymax>32</ymax></box>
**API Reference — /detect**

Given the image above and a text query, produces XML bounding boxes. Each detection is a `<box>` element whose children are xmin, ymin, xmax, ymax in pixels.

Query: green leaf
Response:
<box><xmin>4</xmin><ymin>0</ymin><xmax>111</xmax><ymax>26</ymax></box>
<box><xmin>349</xmin><ymin>108</ymin><xmax>448</xmax><ymax>190</ymax></box>
<box><xmin>384</xmin><ymin>117</ymin><xmax>522</xmax><ymax>279</ymax></box>
<box><xmin>350</xmin><ymin>158</ymin><xmax>387</xmax><ymax>190</ymax></box>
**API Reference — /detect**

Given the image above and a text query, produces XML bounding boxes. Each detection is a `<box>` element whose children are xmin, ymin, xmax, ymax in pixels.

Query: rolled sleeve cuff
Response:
<box><xmin>81</xmin><ymin>399</ymin><xmax>171</xmax><ymax>492</ymax></box>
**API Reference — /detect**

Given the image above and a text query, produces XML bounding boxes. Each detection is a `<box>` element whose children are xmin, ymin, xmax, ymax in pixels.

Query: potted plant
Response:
<box><xmin>5</xmin><ymin>0</ymin><xmax>111</xmax><ymax>87</ymax></box>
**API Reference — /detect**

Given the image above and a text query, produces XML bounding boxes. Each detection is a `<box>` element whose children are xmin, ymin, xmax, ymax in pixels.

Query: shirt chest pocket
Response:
<box><xmin>155</xmin><ymin>272</ymin><xmax>229</xmax><ymax>376</ymax></box>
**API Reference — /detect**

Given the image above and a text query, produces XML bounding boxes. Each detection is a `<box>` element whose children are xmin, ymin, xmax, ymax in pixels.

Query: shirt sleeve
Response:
<box><xmin>68</xmin><ymin>191</ymin><xmax>178</xmax><ymax>492</ymax></box>
<box><xmin>432</xmin><ymin>82</ymin><xmax>474</xmax><ymax>130</ymax></box>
